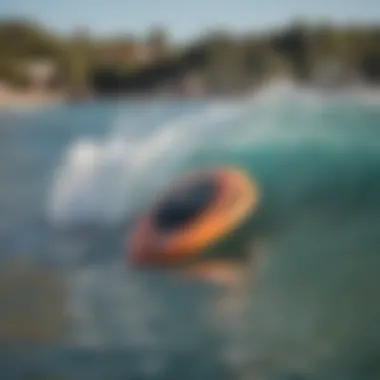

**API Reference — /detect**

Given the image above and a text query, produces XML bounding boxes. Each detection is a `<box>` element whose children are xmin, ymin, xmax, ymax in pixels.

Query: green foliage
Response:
<box><xmin>0</xmin><ymin>18</ymin><xmax>380</xmax><ymax>92</ymax></box>
<box><xmin>146</xmin><ymin>25</ymin><xmax>171</xmax><ymax>58</ymax></box>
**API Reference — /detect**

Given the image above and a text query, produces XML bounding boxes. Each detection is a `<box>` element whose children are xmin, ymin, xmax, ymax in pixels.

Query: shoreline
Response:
<box><xmin>0</xmin><ymin>89</ymin><xmax>255</xmax><ymax>110</ymax></box>
<box><xmin>0</xmin><ymin>88</ymin><xmax>66</xmax><ymax>110</ymax></box>
<box><xmin>1</xmin><ymin>82</ymin><xmax>379</xmax><ymax>110</ymax></box>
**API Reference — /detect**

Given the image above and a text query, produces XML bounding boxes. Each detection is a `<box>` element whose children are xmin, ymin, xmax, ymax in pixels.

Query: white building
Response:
<box><xmin>19</xmin><ymin>59</ymin><xmax>58</xmax><ymax>88</ymax></box>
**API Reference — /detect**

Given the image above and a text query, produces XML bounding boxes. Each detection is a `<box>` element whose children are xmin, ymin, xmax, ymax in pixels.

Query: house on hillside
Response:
<box><xmin>18</xmin><ymin>59</ymin><xmax>59</xmax><ymax>89</ymax></box>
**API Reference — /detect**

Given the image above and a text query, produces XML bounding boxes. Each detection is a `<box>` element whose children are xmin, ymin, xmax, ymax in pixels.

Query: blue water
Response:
<box><xmin>0</xmin><ymin>84</ymin><xmax>380</xmax><ymax>379</ymax></box>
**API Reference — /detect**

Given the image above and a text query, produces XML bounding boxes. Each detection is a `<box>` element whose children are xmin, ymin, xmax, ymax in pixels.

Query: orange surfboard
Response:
<box><xmin>128</xmin><ymin>166</ymin><xmax>260</xmax><ymax>268</ymax></box>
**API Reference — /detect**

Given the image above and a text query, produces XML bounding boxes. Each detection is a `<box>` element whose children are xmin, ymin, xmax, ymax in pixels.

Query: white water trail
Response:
<box><xmin>46</xmin><ymin>97</ymin><xmax>257</xmax><ymax>227</ymax></box>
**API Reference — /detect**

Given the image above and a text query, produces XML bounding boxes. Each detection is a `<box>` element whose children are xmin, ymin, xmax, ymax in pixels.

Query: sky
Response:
<box><xmin>0</xmin><ymin>0</ymin><xmax>379</xmax><ymax>42</ymax></box>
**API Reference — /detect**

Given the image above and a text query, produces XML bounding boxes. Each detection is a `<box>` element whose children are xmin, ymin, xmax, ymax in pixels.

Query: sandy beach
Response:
<box><xmin>0</xmin><ymin>85</ymin><xmax>66</xmax><ymax>110</ymax></box>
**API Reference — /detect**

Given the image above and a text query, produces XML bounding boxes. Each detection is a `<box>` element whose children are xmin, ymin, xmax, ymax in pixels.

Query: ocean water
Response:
<box><xmin>0</xmin><ymin>83</ymin><xmax>380</xmax><ymax>379</ymax></box>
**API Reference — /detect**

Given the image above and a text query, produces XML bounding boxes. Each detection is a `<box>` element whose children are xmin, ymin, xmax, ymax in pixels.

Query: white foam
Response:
<box><xmin>46</xmin><ymin>94</ymin><xmax>260</xmax><ymax>228</ymax></box>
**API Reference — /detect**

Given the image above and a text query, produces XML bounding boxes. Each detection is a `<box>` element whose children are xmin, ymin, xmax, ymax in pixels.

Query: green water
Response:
<box><xmin>0</xmin><ymin>88</ymin><xmax>379</xmax><ymax>379</ymax></box>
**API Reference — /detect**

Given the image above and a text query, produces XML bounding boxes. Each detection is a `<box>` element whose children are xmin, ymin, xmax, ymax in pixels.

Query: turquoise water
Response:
<box><xmin>0</xmin><ymin>84</ymin><xmax>380</xmax><ymax>379</ymax></box>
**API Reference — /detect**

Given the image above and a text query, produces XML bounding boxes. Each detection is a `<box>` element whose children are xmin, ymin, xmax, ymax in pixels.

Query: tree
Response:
<box><xmin>146</xmin><ymin>25</ymin><xmax>170</xmax><ymax>60</ymax></box>
<box><xmin>64</xmin><ymin>27</ymin><xmax>94</xmax><ymax>94</ymax></box>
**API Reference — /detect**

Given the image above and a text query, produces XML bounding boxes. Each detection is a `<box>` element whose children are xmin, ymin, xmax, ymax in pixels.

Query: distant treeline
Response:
<box><xmin>0</xmin><ymin>19</ymin><xmax>380</xmax><ymax>95</ymax></box>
